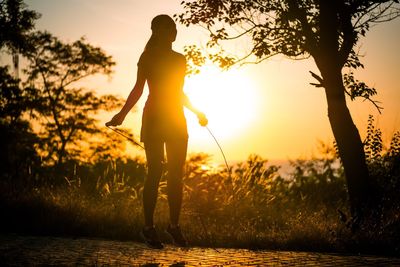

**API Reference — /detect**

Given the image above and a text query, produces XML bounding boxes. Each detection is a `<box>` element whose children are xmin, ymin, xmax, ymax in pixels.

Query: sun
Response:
<box><xmin>184</xmin><ymin>65</ymin><xmax>258</xmax><ymax>140</ymax></box>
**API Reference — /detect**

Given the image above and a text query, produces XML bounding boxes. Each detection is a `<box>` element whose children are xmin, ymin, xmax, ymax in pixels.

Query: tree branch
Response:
<box><xmin>309</xmin><ymin>71</ymin><xmax>324</xmax><ymax>88</ymax></box>
<box><xmin>344</xmin><ymin>87</ymin><xmax>383</xmax><ymax>114</ymax></box>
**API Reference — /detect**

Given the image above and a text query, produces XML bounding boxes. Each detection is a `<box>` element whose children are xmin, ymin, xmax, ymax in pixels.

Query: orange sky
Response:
<box><xmin>21</xmin><ymin>0</ymin><xmax>400</xmax><ymax>162</ymax></box>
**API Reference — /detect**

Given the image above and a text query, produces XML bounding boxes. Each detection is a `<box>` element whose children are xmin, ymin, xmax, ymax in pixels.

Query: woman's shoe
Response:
<box><xmin>166</xmin><ymin>225</ymin><xmax>188</xmax><ymax>247</ymax></box>
<box><xmin>140</xmin><ymin>226</ymin><xmax>164</xmax><ymax>249</ymax></box>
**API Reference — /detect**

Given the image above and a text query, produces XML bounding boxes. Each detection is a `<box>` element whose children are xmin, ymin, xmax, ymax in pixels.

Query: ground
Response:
<box><xmin>0</xmin><ymin>234</ymin><xmax>399</xmax><ymax>266</ymax></box>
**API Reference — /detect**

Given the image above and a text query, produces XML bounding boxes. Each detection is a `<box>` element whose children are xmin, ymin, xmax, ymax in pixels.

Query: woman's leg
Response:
<box><xmin>165</xmin><ymin>138</ymin><xmax>188</xmax><ymax>226</ymax></box>
<box><xmin>143</xmin><ymin>140</ymin><xmax>164</xmax><ymax>227</ymax></box>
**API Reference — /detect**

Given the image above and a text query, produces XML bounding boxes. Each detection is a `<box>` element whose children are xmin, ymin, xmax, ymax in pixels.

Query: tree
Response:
<box><xmin>0</xmin><ymin>1</ymin><xmax>40</xmax><ymax>182</ymax></box>
<box><xmin>0</xmin><ymin>1</ymin><xmax>133</xmax><ymax>184</ymax></box>
<box><xmin>23</xmin><ymin>31</ymin><xmax>124</xmax><ymax>167</ymax></box>
<box><xmin>177</xmin><ymin>0</ymin><xmax>400</xmax><ymax>222</ymax></box>
<box><xmin>0</xmin><ymin>66</ymin><xmax>40</xmax><ymax>182</ymax></box>
<box><xmin>0</xmin><ymin>0</ymin><xmax>40</xmax><ymax>77</ymax></box>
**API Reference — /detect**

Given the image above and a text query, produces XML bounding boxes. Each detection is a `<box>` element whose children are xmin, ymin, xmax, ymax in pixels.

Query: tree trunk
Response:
<box><xmin>314</xmin><ymin>0</ymin><xmax>379</xmax><ymax>226</ymax></box>
<box><xmin>322</xmin><ymin>69</ymin><xmax>375</xmax><ymax>221</ymax></box>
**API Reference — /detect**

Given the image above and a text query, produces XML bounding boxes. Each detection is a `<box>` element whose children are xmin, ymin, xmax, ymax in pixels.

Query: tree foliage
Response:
<box><xmin>0</xmin><ymin>66</ymin><xmax>30</xmax><ymax>122</ymax></box>
<box><xmin>0</xmin><ymin>0</ymin><xmax>40</xmax><ymax>53</ymax></box>
<box><xmin>0</xmin><ymin>66</ymin><xmax>40</xmax><ymax>181</ymax></box>
<box><xmin>1</xmin><ymin>2</ymin><xmax>130</xmax><ymax>182</ymax></box>
<box><xmin>22</xmin><ymin>31</ymin><xmax>124</xmax><ymax>165</ymax></box>
<box><xmin>176</xmin><ymin>0</ymin><xmax>399</xmax><ymax>105</ymax></box>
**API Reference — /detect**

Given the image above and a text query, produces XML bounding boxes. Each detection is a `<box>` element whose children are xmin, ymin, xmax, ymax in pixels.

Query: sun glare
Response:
<box><xmin>184</xmin><ymin>66</ymin><xmax>258</xmax><ymax>140</ymax></box>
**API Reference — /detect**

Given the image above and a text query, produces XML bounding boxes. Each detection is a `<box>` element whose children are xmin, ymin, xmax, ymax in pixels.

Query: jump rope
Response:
<box><xmin>106</xmin><ymin>123</ymin><xmax>227</xmax><ymax>251</ymax></box>
<box><xmin>106</xmin><ymin>124</ymin><xmax>230</xmax><ymax>172</ymax></box>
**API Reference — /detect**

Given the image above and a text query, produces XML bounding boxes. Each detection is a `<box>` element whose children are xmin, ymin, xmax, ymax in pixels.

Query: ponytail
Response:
<box><xmin>144</xmin><ymin>34</ymin><xmax>157</xmax><ymax>52</ymax></box>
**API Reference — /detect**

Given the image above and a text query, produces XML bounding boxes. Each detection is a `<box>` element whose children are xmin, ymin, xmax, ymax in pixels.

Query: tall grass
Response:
<box><xmin>1</xmin><ymin>118</ymin><xmax>399</xmax><ymax>256</ymax></box>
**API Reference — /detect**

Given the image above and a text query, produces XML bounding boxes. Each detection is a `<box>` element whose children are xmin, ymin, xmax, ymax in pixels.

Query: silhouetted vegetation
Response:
<box><xmin>1</xmin><ymin>122</ymin><xmax>399</xmax><ymax>255</ymax></box>
<box><xmin>1</xmin><ymin>0</ymin><xmax>399</xmax><ymax>257</ymax></box>
<box><xmin>0</xmin><ymin>1</ymin><xmax>131</xmax><ymax>185</ymax></box>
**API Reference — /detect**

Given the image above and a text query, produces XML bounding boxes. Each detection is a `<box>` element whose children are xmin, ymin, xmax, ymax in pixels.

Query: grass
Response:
<box><xmin>1</xmin><ymin>151</ymin><xmax>399</xmax><ymax>257</ymax></box>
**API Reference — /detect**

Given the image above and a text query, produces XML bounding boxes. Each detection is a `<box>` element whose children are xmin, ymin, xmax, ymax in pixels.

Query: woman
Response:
<box><xmin>106</xmin><ymin>14</ymin><xmax>207</xmax><ymax>249</ymax></box>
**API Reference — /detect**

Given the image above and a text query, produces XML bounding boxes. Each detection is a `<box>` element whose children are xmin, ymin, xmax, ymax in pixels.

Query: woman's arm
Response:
<box><xmin>183</xmin><ymin>94</ymin><xmax>200</xmax><ymax>115</ymax></box>
<box><xmin>183</xmin><ymin>94</ymin><xmax>208</xmax><ymax>126</ymax></box>
<box><xmin>106</xmin><ymin>68</ymin><xmax>146</xmax><ymax>126</ymax></box>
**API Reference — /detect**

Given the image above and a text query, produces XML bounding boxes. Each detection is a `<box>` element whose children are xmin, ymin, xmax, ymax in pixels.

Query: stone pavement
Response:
<box><xmin>0</xmin><ymin>234</ymin><xmax>399</xmax><ymax>266</ymax></box>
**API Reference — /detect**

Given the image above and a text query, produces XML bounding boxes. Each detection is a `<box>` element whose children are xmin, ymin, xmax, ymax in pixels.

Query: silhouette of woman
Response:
<box><xmin>106</xmin><ymin>14</ymin><xmax>207</xmax><ymax>249</ymax></box>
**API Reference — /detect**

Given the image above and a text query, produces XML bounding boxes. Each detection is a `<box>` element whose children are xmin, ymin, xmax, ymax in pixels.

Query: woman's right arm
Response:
<box><xmin>106</xmin><ymin>67</ymin><xmax>146</xmax><ymax>126</ymax></box>
<box><xmin>183</xmin><ymin>94</ymin><xmax>208</xmax><ymax>127</ymax></box>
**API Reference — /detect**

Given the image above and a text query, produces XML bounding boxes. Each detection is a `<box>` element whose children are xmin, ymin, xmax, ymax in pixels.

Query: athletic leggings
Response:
<box><xmin>143</xmin><ymin>138</ymin><xmax>188</xmax><ymax>227</ymax></box>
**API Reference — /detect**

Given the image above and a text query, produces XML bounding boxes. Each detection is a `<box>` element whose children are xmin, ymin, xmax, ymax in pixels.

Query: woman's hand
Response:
<box><xmin>105</xmin><ymin>112</ymin><xmax>125</xmax><ymax>127</ymax></box>
<box><xmin>197</xmin><ymin>112</ymin><xmax>208</xmax><ymax>127</ymax></box>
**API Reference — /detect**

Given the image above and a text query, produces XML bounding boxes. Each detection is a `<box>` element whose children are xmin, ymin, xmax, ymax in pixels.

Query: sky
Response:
<box><xmin>19</xmin><ymin>0</ymin><xmax>400</xmax><ymax>163</ymax></box>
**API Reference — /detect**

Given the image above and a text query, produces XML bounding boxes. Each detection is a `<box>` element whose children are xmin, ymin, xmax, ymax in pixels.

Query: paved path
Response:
<box><xmin>0</xmin><ymin>234</ymin><xmax>399</xmax><ymax>266</ymax></box>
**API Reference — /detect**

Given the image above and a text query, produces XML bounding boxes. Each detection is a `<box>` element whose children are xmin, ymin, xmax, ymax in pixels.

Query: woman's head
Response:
<box><xmin>145</xmin><ymin>14</ymin><xmax>177</xmax><ymax>51</ymax></box>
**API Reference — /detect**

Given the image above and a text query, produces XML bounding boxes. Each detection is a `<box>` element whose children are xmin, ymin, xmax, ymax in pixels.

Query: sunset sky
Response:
<box><xmin>21</xmin><ymin>0</ymin><xmax>400</xmax><ymax>163</ymax></box>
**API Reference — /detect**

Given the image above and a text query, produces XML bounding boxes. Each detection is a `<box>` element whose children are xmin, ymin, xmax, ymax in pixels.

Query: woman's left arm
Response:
<box><xmin>106</xmin><ymin>67</ymin><xmax>146</xmax><ymax>126</ymax></box>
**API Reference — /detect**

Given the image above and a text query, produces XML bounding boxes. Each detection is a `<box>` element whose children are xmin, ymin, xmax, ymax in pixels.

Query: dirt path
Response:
<box><xmin>0</xmin><ymin>234</ymin><xmax>399</xmax><ymax>266</ymax></box>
